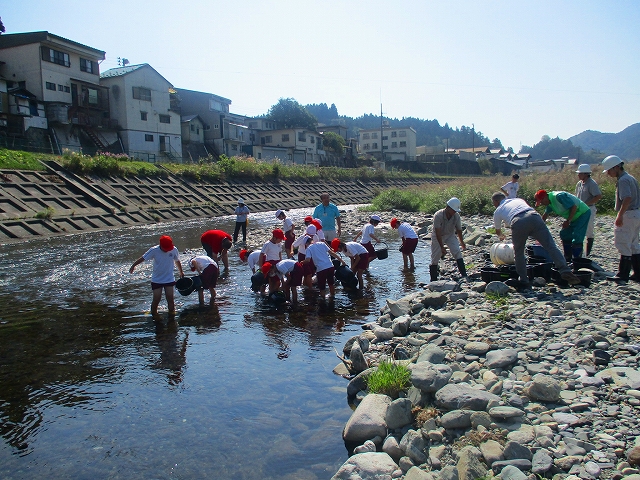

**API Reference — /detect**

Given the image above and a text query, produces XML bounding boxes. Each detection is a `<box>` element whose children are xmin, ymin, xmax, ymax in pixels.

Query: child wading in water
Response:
<box><xmin>130</xmin><ymin>235</ymin><xmax>184</xmax><ymax>317</ymax></box>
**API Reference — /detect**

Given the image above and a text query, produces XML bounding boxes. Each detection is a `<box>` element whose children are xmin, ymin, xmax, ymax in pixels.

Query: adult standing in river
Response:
<box><xmin>129</xmin><ymin>235</ymin><xmax>185</xmax><ymax>317</ymax></box>
<box><xmin>430</xmin><ymin>197</ymin><xmax>467</xmax><ymax>282</ymax></box>
<box><xmin>232</xmin><ymin>198</ymin><xmax>250</xmax><ymax>244</ymax></box>
<box><xmin>313</xmin><ymin>193</ymin><xmax>341</xmax><ymax>241</ymax></box>
<box><xmin>575</xmin><ymin>164</ymin><xmax>602</xmax><ymax>256</ymax></box>
<box><xmin>602</xmin><ymin>155</ymin><xmax>640</xmax><ymax>282</ymax></box>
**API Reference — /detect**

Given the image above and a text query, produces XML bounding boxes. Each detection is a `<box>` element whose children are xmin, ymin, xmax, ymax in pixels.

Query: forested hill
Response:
<box><xmin>569</xmin><ymin>123</ymin><xmax>640</xmax><ymax>161</ymax></box>
<box><xmin>305</xmin><ymin>103</ymin><xmax>499</xmax><ymax>151</ymax></box>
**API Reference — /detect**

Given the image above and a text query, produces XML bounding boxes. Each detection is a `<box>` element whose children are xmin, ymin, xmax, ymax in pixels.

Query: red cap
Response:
<box><xmin>159</xmin><ymin>235</ymin><xmax>174</xmax><ymax>252</ymax></box>
<box><xmin>390</xmin><ymin>218</ymin><xmax>399</xmax><ymax>228</ymax></box>
<box><xmin>311</xmin><ymin>219</ymin><xmax>322</xmax><ymax>230</ymax></box>
<box><xmin>304</xmin><ymin>215</ymin><xmax>313</xmax><ymax>223</ymax></box>
<box><xmin>261</xmin><ymin>262</ymin><xmax>272</xmax><ymax>275</ymax></box>
<box><xmin>330</xmin><ymin>238</ymin><xmax>341</xmax><ymax>252</ymax></box>
<box><xmin>534</xmin><ymin>189</ymin><xmax>548</xmax><ymax>206</ymax></box>
<box><xmin>272</xmin><ymin>229</ymin><xmax>286</xmax><ymax>240</ymax></box>
<box><xmin>239</xmin><ymin>249</ymin><xmax>249</xmax><ymax>262</ymax></box>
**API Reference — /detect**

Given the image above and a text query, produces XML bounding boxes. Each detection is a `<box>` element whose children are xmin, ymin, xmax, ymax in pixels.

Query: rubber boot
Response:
<box><xmin>629</xmin><ymin>254</ymin><xmax>640</xmax><ymax>282</ymax></box>
<box><xmin>608</xmin><ymin>256</ymin><xmax>632</xmax><ymax>282</ymax></box>
<box><xmin>429</xmin><ymin>265</ymin><xmax>439</xmax><ymax>282</ymax></box>
<box><xmin>562</xmin><ymin>240</ymin><xmax>572</xmax><ymax>264</ymax></box>
<box><xmin>586</xmin><ymin>238</ymin><xmax>594</xmax><ymax>256</ymax></box>
<box><xmin>571</xmin><ymin>244</ymin><xmax>583</xmax><ymax>260</ymax></box>
<box><xmin>456</xmin><ymin>258</ymin><xmax>467</xmax><ymax>278</ymax></box>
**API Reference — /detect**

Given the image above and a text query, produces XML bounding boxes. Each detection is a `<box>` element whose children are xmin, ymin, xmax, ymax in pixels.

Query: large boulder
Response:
<box><xmin>410</xmin><ymin>362</ymin><xmax>452</xmax><ymax>393</ymax></box>
<box><xmin>399</xmin><ymin>429</ymin><xmax>428</xmax><ymax>465</ymax></box>
<box><xmin>343</xmin><ymin>394</ymin><xmax>391</xmax><ymax>445</ymax></box>
<box><xmin>485</xmin><ymin>348</ymin><xmax>518</xmax><ymax>369</ymax></box>
<box><xmin>331</xmin><ymin>451</ymin><xmax>399</xmax><ymax>480</ymax></box>
<box><xmin>435</xmin><ymin>384</ymin><xmax>501</xmax><ymax>411</ymax></box>
<box><xmin>417</xmin><ymin>345</ymin><xmax>447</xmax><ymax>364</ymax></box>
<box><xmin>457</xmin><ymin>446</ymin><xmax>487</xmax><ymax>480</ymax></box>
<box><xmin>386</xmin><ymin>398</ymin><xmax>413</xmax><ymax>430</ymax></box>
<box><xmin>524</xmin><ymin>374</ymin><xmax>561</xmax><ymax>402</ymax></box>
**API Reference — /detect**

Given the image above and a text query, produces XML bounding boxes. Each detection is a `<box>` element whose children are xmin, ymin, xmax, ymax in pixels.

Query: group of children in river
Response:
<box><xmin>129</xmin><ymin>199</ymin><xmax>422</xmax><ymax>314</ymax></box>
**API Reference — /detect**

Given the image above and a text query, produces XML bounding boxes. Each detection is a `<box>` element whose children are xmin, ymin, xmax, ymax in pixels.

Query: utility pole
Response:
<box><xmin>472</xmin><ymin>123</ymin><xmax>475</xmax><ymax>154</ymax></box>
<box><xmin>380</xmin><ymin>103</ymin><xmax>384</xmax><ymax>165</ymax></box>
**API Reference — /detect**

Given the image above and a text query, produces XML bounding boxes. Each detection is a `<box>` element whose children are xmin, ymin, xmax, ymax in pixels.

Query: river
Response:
<box><xmin>0</xmin><ymin>206</ymin><xmax>432</xmax><ymax>479</ymax></box>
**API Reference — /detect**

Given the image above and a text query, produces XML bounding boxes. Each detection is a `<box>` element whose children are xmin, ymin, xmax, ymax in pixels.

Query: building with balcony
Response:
<box><xmin>252</xmin><ymin>128</ymin><xmax>325</xmax><ymax>165</ymax></box>
<box><xmin>358</xmin><ymin>125</ymin><xmax>417</xmax><ymax>162</ymax></box>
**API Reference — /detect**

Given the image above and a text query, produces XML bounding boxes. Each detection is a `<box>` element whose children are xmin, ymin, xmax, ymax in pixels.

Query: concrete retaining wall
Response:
<box><xmin>0</xmin><ymin>161</ymin><xmax>438</xmax><ymax>243</ymax></box>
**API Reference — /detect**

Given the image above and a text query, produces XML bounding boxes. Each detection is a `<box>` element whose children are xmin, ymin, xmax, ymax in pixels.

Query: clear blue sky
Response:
<box><xmin>3</xmin><ymin>0</ymin><xmax>640</xmax><ymax>152</ymax></box>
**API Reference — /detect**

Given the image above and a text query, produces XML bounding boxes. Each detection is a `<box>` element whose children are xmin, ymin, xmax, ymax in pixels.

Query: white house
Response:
<box><xmin>358</xmin><ymin>125</ymin><xmax>417</xmax><ymax>161</ymax></box>
<box><xmin>101</xmin><ymin>64</ymin><xmax>182</xmax><ymax>162</ymax></box>
<box><xmin>252</xmin><ymin>128</ymin><xmax>325</xmax><ymax>165</ymax></box>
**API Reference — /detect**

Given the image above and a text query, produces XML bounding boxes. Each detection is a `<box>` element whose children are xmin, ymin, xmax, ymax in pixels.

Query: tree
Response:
<box><xmin>322</xmin><ymin>132</ymin><xmax>345</xmax><ymax>155</ymax></box>
<box><xmin>268</xmin><ymin>98</ymin><xmax>317</xmax><ymax>130</ymax></box>
<box><xmin>0</xmin><ymin>18</ymin><xmax>5</xmax><ymax>34</ymax></box>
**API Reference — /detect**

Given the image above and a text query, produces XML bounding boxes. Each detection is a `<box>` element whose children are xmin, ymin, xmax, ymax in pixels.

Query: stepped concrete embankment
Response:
<box><xmin>0</xmin><ymin>161</ymin><xmax>437</xmax><ymax>243</ymax></box>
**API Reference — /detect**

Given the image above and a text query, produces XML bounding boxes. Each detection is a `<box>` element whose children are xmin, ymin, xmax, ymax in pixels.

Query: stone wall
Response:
<box><xmin>0</xmin><ymin>161</ymin><xmax>437</xmax><ymax>243</ymax></box>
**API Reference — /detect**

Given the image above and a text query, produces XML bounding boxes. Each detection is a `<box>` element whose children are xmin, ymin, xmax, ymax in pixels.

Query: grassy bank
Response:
<box><xmin>370</xmin><ymin>162</ymin><xmax>640</xmax><ymax>216</ymax></box>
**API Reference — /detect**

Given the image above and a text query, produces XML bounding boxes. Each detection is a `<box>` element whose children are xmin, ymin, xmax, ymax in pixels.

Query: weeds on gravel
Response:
<box><xmin>365</xmin><ymin>361</ymin><xmax>411</xmax><ymax>398</ymax></box>
<box><xmin>412</xmin><ymin>406</ymin><xmax>439</xmax><ymax>428</ymax></box>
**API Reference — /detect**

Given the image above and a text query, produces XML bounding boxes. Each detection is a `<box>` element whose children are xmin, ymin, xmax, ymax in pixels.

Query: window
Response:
<box><xmin>262</xmin><ymin>135</ymin><xmax>272</xmax><ymax>144</ymax></box>
<box><xmin>372</xmin><ymin>142</ymin><xmax>378</xmax><ymax>149</ymax></box>
<box><xmin>310</xmin><ymin>136</ymin><xmax>315</xmax><ymax>143</ymax></box>
<box><xmin>80</xmin><ymin>58</ymin><xmax>96</xmax><ymax>74</ymax></box>
<box><xmin>190</xmin><ymin>125</ymin><xmax>195</xmax><ymax>132</ymax></box>
<box><xmin>145</xmin><ymin>134</ymin><xmax>154</xmax><ymax>142</ymax></box>
<box><xmin>64</xmin><ymin>86</ymin><xmax>70</xmax><ymax>93</ymax></box>
<box><xmin>41</xmin><ymin>47</ymin><xmax>70</xmax><ymax>67</ymax></box>
<box><xmin>362</xmin><ymin>133</ymin><xmax>370</xmax><ymax>140</ymax></box>
<box><xmin>231</xmin><ymin>144</ymin><xmax>237</xmax><ymax>151</ymax></box>
<box><xmin>281</xmin><ymin>134</ymin><xmax>289</xmax><ymax>142</ymax></box>
<box><xmin>400</xmin><ymin>141</ymin><xmax>407</xmax><ymax>147</ymax></box>
<box><xmin>87</xmin><ymin>88</ymin><xmax>98</xmax><ymax>105</ymax></box>
<box><xmin>372</xmin><ymin>132</ymin><xmax>378</xmax><ymax>139</ymax></box>
<box><xmin>363</xmin><ymin>144</ymin><xmax>370</xmax><ymax>150</ymax></box>
<box><xmin>257</xmin><ymin>153</ymin><xmax>262</xmax><ymax>159</ymax></box>
<box><xmin>383</xmin><ymin>146</ymin><xmax>388</xmax><ymax>150</ymax></box>
<box><xmin>140</xmin><ymin>111</ymin><xmax>148</xmax><ymax>121</ymax></box>
<box><xmin>298</xmin><ymin>132</ymin><xmax>306</xmax><ymax>142</ymax></box>
<box><xmin>132</xmin><ymin>87</ymin><xmax>151</xmax><ymax>101</ymax></box>
<box><xmin>392</xmin><ymin>141</ymin><xmax>398</xmax><ymax>148</ymax></box>
<box><xmin>213</xmin><ymin>124</ymin><xmax>219</xmax><ymax>129</ymax></box>
<box><xmin>203</xmin><ymin>124</ymin><xmax>211</xmax><ymax>130</ymax></box>
<box><xmin>58</xmin><ymin>84</ymin><xmax>64</xmax><ymax>91</ymax></box>
<box><xmin>399</xmin><ymin>130</ymin><xmax>406</xmax><ymax>137</ymax></box>
<box><xmin>391</xmin><ymin>131</ymin><xmax>397</xmax><ymax>138</ymax></box>
<box><xmin>382</xmin><ymin>135</ymin><xmax>388</xmax><ymax>140</ymax></box>
<box><xmin>159</xmin><ymin>114</ymin><xmax>171</xmax><ymax>124</ymax></box>
<box><xmin>46</xmin><ymin>82</ymin><xmax>56</xmax><ymax>91</ymax></box>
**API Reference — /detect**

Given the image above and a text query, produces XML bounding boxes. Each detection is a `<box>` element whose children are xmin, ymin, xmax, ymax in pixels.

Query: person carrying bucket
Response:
<box><xmin>534</xmin><ymin>189</ymin><xmax>591</xmax><ymax>262</ymax></box>
<box><xmin>189</xmin><ymin>255</ymin><xmax>219</xmax><ymax>304</ymax></box>
<box><xmin>331</xmin><ymin>238</ymin><xmax>368</xmax><ymax>290</ymax></box>
<box><xmin>430</xmin><ymin>198</ymin><xmax>467</xmax><ymax>281</ymax></box>
<box><xmin>129</xmin><ymin>235</ymin><xmax>185</xmax><ymax>317</ymax></box>
<box><xmin>353</xmin><ymin>215</ymin><xmax>382</xmax><ymax>260</ymax></box>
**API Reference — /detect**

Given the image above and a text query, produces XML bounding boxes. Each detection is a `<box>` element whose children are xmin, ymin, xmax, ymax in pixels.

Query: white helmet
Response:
<box><xmin>575</xmin><ymin>164</ymin><xmax>592</xmax><ymax>174</ymax></box>
<box><xmin>237</xmin><ymin>197</ymin><xmax>245</xmax><ymax>204</ymax></box>
<box><xmin>446</xmin><ymin>197</ymin><xmax>461</xmax><ymax>212</ymax></box>
<box><xmin>602</xmin><ymin>155</ymin><xmax>623</xmax><ymax>172</ymax></box>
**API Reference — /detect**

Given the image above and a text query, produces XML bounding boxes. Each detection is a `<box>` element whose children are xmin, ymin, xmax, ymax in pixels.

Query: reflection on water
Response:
<box><xmin>0</xmin><ymin>208</ymin><xmax>432</xmax><ymax>479</ymax></box>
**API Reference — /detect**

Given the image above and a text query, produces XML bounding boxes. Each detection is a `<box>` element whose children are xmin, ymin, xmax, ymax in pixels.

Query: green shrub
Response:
<box><xmin>365</xmin><ymin>361</ymin><xmax>411</xmax><ymax>398</ymax></box>
<box><xmin>35</xmin><ymin>206</ymin><xmax>55</xmax><ymax>219</ymax></box>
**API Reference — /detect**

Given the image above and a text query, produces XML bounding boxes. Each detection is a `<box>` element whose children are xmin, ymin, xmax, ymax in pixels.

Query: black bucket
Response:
<box><xmin>572</xmin><ymin>258</ymin><xmax>593</xmax><ymax>271</ymax></box>
<box><xmin>375</xmin><ymin>242</ymin><xmax>388</xmax><ymax>260</ymax></box>
<box><xmin>176</xmin><ymin>276</ymin><xmax>202</xmax><ymax>296</ymax></box>
<box><xmin>333</xmin><ymin>260</ymin><xmax>359</xmax><ymax>289</ymax></box>
<box><xmin>527</xmin><ymin>255</ymin><xmax>548</xmax><ymax>264</ymax></box>
<box><xmin>527</xmin><ymin>262</ymin><xmax>553</xmax><ymax>281</ymax></box>
<box><xmin>551</xmin><ymin>268</ymin><xmax>592</xmax><ymax>287</ymax></box>
<box><xmin>250</xmin><ymin>271</ymin><xmax>265</xmax><ymax>292</ymax></box>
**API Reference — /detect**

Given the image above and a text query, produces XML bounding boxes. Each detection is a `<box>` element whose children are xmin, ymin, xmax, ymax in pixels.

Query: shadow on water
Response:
<box><xmin>0</xmin><ymin>208</ymin><xmax>433</xmax><ymax>479</ymax></box>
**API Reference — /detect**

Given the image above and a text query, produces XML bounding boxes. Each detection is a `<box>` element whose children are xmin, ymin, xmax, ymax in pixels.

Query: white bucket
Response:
<box><xmin>490</xmin><ymin>242</ymin><xmax>515</xmax><ymax>265</ymax></box>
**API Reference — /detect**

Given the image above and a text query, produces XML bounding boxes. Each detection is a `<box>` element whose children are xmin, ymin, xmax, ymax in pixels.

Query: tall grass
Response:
<box><xmin>371</xmin><ymin>163</ymin><xmax>640</xmax><ymax>216</ymax></box>
<box><xmin>60</xmin><ymin>150</ymin><xmax>167</xmax><ymax>177</ymax></box>
<box><xmin>365</xmin><ymin>361</ymin><xmax>411</xmax><ymax>398</ymax></box>
<box><xmin>0</xmin><ymin>149</ymin><xmax>48</xmax><ymax>171</ymax></box>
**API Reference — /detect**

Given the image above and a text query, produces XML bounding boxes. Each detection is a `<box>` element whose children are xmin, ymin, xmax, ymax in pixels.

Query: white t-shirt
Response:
<box><xmin>501</xmin><ymin>181</ymin><xmax>519</xmax><ymax>199</ymax></box>
<box><xmin>143</xmin><ymin>245</ymin><xmax>180</xmax><ymax>283</ymax></box>
<box><xmin>260</xmin><ymin>240</ymin><xmax>282</xmax><ymax>262</ymax></box>
<box><xmin>247</xmin><ymin>251</ymin><xmax>261</xmax><ymax>272</ymax></box>
<box><xmin>345</xmin><ymin>241</ymin><xmax>368</xmax><ymax>257</ymax></box>
<box><xmin>282</xmin><ymin>218</ymin><xmax>294</xmax><ymax>234</ymax></box>
<box><xmin>361</xmin><ymin>224</ymin><xmax>376</xmax><ymax>243</ymax></box>
<box><xmin>398</xmin><ymin>223</ymin><xmax>418</xmax><ymax>239</ymax></box>
<box><xmin>305</xmin><ymin>242</ymin><xmax>333</xmax><ymax>272</ymax></box>
<box><xmin>292</xmin><ymin>233</ymin><xmax>319</xmax><ymax>255</ymax></box>
<box><xmin>276</xmin><ymin>259</ymin><xmax>297</xmax><ymax>278</ymax></box>
<box><xmin>191</xmin><ymin>255</ymin><xmax>217</xmax><ymax>273</ymax></box>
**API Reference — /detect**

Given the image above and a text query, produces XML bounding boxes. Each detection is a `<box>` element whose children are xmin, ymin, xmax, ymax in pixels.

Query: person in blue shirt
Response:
<box><xmin>534</xmin><ymin>189</ymin><xmax>591</xmax><ymax>262</ymax></box>
<box><xmin>312</xmin><ymin>193</ymin><xmax>342</xmax><ymax>241</ymax></box>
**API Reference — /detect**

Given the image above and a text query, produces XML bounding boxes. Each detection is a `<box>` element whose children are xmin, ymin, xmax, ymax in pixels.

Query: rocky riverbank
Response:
<box><xmin>313</xmin><ymin>208</ymin><xmax>640</xmax><ymax>480</ymax></box>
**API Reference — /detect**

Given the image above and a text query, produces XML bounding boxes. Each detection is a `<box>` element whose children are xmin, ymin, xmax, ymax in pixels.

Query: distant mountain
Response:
<box><xmin>569</xmin><ymin>123</ymin><xmax>640</xmax><ymax>161</ymax></box>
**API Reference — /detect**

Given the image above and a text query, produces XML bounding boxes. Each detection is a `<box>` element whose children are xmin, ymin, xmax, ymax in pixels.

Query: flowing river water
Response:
<box><xmin>0</xmin><ymin>206</ymin><xmax>432</xmax><ymax>479</ymax></box>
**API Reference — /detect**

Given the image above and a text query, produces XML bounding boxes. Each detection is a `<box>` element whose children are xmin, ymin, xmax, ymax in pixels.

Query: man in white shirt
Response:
<box><xmin>500</xmin><ymin>174</ymin><xmax>520</xmax><ymax>199</ymax></box>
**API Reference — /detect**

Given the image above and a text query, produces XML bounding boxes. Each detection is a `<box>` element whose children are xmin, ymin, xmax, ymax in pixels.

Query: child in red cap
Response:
<box><xmin>130</xmin><ymin>235</ymin><xmax>185</xmax><ymax>317</ymax></box>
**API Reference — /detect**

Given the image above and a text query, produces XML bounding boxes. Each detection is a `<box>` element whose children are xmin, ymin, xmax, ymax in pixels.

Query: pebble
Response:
<box><xmin>331</xmin><ymin>213</ymin><xmax>640</xmax><ymax>480</ymax></box>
